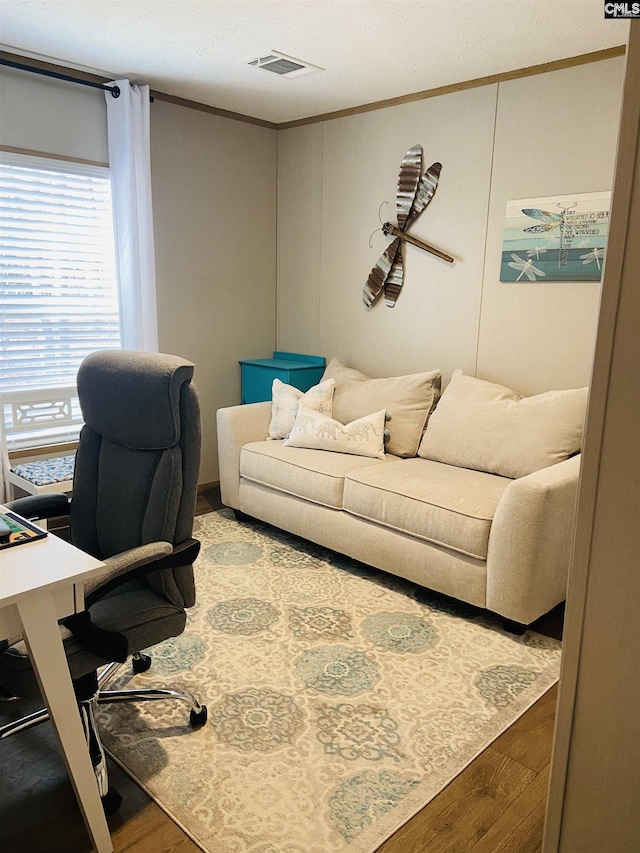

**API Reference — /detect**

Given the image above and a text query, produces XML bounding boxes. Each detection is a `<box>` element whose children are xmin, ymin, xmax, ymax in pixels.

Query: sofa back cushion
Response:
<box><xmin>322</xmin><ymin>358</ymin><xmax>441</xmax><ymax>458</ymax></box>
<box><xmin>418</xmin><ymin>370</ymin><xmax>588</xmax><ymax>478</ymax></box>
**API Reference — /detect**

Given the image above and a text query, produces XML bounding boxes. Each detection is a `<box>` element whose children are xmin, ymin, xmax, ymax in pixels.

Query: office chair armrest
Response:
<box><xmin>83</xmin><ymin>541</ymin><xmax>174</xmax><ymax>600</ymax></box>
<box><xmin>5</xmin><ymin>493</ymin><xmax>70</xmax><ymax>521</ymax></box>
<box><xmin>65</xmin><ymin>539</ymin><xmax>198</xmax><ymax>662</ymax></box>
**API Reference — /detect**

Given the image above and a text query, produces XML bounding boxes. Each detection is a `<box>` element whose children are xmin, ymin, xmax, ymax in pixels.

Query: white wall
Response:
<box><xmin>0</xmin><ymin>66</ymin><xmax>108</xmax><ymax>161</ymax></box>
<box><xmin>0</xmin><ymin>55</ymin><xmax>626</xmax><ymax>483</ymax></box>
<box><xmin>277</xmin><ymin>84</ymin><xmax>497</xmax><ymax>386</ymax></box>
<box><xmin>277</xmin><ymin>58</ymin><xmax>625</xmax><ymax>395</ymax></box>
<box><xmin>151</xmin><ymin>102</ymin><xmax>277</xmax><ymax>481</ymax></box>
<box><xmin>478</xmin><ymin>61</ymin><xmax>623</xmax><ymax>393</ymax></box>
<box><xmin>0</xmin><ymin>68</ymin><xmax>278</xmax><ymax>484</ymax></box>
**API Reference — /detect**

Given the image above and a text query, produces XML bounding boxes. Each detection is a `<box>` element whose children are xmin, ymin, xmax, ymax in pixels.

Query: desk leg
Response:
<box><xmin>16</xmin><ymin>595</ymin><xmax>114</xmax><ymax>853</ymax></box>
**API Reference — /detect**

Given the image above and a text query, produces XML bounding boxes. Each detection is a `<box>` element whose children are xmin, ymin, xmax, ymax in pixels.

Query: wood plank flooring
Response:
<box><xmin>0</xmin><ymin>489</ymin><xmax>563</xmax><ymax>853</ymax></box>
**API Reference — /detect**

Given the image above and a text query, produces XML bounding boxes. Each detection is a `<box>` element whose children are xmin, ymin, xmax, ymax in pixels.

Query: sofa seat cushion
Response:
<box><xmin>343</xmin><ymin>459</ymin><xmax>512</xmax><ymax>559</ymax></box>
<box><xmin>240</xmin><ymin>441</ymin><xmax>397</xmax><ymax>509</ymax></box>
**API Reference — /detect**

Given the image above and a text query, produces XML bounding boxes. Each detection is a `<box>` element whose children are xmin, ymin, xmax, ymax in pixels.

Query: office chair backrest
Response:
<box><xmin>71</xmin><ymin>349</ymin><xmax>201</xmax><ymax>607</ymax></box>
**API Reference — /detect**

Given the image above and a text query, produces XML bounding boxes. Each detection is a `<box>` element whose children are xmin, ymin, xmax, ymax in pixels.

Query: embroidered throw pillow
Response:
<box><xmin>283</xmin><ymin>401</ymin><xmax>386</xmax><ymax>459</ymax></box>
<box><xmin>268</xmin><ymin>378</ymin><xmax>335</xmax><ymax>440</ymax></box>
<box><xmin>321</xmin><ymin>358</ymin><xmax>441</xmax><ymax>458</ymax></box>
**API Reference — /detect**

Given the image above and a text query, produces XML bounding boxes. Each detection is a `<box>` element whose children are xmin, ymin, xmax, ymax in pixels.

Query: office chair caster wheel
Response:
<box><xmin>190</xmin><ymin>705</ymin><xmax>208</xmax><ymax>728</ymax></box>
<box><xmin>132</xmin><ymin>653</ymin><xmax>152</xmax><ymax>674</ymax></box>
<box><xmin>0</xmin><ymin>684</ymin><xmax>20</xmax><ymax>702</ymax></box>
<box><xmin>101</xmin><ymin>786</ymin><xmax>122</xmax><ymax>816</ymax></box>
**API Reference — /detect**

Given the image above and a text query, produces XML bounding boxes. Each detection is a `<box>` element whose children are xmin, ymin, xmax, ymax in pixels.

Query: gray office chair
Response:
<box><xmin>0</xmin><ymin>349</ymin><xmax>207</xmax><ymax>813</ymax></box>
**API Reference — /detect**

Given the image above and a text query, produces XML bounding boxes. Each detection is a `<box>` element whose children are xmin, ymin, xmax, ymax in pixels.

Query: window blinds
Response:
<box><xmin>0</xmin><ymin>152</ymin><xmax>121</xmax><ymax>393</ymax></box>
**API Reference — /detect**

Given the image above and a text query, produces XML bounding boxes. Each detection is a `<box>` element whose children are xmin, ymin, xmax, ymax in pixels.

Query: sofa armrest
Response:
<box><xmin>217</xmin><ymin>401</ymin><xmax>272</xmax><ymax>509</ymax></box>
<box><xmin>486</xmin><ymin>454</ymin><xmax>581</xmax><ymax>624</ymax></box>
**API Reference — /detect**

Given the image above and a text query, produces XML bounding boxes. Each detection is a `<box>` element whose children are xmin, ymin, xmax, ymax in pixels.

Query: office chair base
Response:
<box><xmin>0</xmin><ymin>657</ymin><xmax>207</xmax><ymax>816</ymax></box>
<box><xmin>0</xmin><ymin>687</ymin><xmax>208</xmax><ymax>741</ymax></box>
<box><xmin>97</xmin><ymin>686</ymin><xmax>207</xmax><ymax>717</ymax></box>
<box><xmin>0</xmin><ymin>707</ymin><xmax>49</xmax><ymax>738</ymax></box>
<box><xmin>80</xmin><ymin>668</ymin><xmax>208</xmax><ymax>814</ymax></box>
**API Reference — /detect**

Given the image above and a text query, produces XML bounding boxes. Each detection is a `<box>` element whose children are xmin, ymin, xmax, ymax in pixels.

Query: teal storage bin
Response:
<box><xmin>240</xmin><ymin>351</ymin><xmax>326</xmax><ymax>404</ymax></box>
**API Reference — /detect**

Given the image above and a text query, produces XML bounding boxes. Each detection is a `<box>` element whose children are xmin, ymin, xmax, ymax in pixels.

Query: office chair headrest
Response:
<box><xmin>77</xmin><ymin>349</ymin><xmax>195</xmax><ymax>450</ymax></box>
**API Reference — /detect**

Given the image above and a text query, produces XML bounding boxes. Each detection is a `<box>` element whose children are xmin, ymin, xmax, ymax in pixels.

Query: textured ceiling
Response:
<box><xmin>0</xmin><ymin>0</ymin><xmax>629</xmax><ymax>124</ymax></box>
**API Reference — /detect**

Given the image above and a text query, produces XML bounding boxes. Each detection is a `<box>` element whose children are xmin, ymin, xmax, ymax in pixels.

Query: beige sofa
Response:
<box><xmin>217</xmin><ymin>364</ymin><xmax>586</xmax><ymax>629</ymax></box>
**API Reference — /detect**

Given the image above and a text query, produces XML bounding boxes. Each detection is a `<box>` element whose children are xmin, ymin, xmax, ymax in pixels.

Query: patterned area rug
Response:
<box><xmin>98</xmin><ymin>510</ymin><xmax>561</xmax><ymax>853</ymax></box>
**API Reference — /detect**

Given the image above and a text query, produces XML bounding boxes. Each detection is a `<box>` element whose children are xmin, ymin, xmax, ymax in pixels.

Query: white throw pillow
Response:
<box><xmin>418</xmin><ymin>370</ymin><xmax>588</xmax><ymax>479</ymax></box>
<box><xmin>268</xmin><ymin>378</ymin><xmax>335</xmax><ymax>440</ymax></box>
<box><xmin>283</xmin><ymin>401</ymin><xmax>387</xmax><ymax>459</ymax></box>
<box><xmin>321</xmin><ymin>358</ymin><xmax>441</xmax><ymax>458</ymax></box>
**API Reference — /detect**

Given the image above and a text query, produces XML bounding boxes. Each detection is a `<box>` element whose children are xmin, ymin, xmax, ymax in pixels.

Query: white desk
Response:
<box><xmin>0</xmin><ymin>515</ymin><xmax>113</xmax><ymax>853</ymax></box>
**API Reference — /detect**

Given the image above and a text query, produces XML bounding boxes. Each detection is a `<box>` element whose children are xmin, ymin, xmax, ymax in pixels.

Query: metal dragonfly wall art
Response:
<box><xmin>363</xmin><ymin>144</ymin><xmax>454</xmax><ymax>309</ymax></box>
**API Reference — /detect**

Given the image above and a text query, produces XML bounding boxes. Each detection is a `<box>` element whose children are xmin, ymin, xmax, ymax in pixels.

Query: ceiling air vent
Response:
<box><xmin>245</xmin><ymin>51</ymin><xmax>323</xmax><ymax>79</ymax></box>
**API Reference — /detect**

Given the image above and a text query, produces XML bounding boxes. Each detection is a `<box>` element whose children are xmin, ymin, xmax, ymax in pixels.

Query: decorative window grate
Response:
<box><xmin>1</xmin><ymin>386</ymin><xmax>83</xmax><ymax>452</ymax></box>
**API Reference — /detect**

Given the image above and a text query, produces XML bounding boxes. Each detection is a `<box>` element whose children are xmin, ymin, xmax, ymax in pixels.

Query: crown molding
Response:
<box><xmin>1</xmin><ymin>45</ymin><xmax>626</xmax><ymax>131</ymax></box>
<box><xmin>278</xmin><ymin>46</ymin><xmax>627</xmax><ymax>129</ymax></box>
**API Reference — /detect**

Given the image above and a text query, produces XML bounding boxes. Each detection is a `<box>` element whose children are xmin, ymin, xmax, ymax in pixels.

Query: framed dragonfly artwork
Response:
<box><xmin>363</xmin><ymin>144</ymin><xmax>454</xmax><ymax>309</ymax></box>
<box><xmin>500</xmin><ymin>191</ymin><xmax>611</xmax><ymax>283</ymax></box>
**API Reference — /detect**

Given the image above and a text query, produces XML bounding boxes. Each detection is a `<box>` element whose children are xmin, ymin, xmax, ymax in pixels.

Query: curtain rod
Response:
<box><xmin>0</xmin><ymin>57</ymin><xmax>120</xmax><ymax>97</ymax></box>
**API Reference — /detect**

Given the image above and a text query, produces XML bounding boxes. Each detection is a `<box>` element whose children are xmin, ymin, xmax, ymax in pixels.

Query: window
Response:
<box><xmin>0</xmin><ymin>152</ymin><xmax>121</xmax><ymax>394</ymax></box>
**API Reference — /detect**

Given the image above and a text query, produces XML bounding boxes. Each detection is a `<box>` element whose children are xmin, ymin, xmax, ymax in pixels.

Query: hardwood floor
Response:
<box><xmin>0</xmin><ymin>488</ymin><xmax>563</xmax><ymax>853</ymax></box>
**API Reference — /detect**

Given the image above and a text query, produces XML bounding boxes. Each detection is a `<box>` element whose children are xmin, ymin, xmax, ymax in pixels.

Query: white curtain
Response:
<box><xmin>105</xmin><ymin>80</ymin><xmax>158</xmax><ymax>351</ymax></box>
